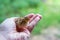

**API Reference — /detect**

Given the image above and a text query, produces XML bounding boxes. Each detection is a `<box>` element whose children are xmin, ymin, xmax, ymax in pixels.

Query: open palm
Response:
<box><xmin>0</xmin><ymin>13</ymin><xmax>42</xmax><ymax>40</ymax></box>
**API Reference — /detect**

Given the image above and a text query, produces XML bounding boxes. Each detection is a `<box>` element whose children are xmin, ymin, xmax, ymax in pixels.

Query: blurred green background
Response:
<box><xmin>0</xmin><ymin>0</ymin><xmax>60</xmax><ymax>35</ymax></box>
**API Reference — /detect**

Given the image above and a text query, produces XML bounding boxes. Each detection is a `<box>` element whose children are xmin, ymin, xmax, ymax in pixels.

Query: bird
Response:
<box><xmin>15</xmin><ymin>17</ymin><xmax>30</xmax><ymax>32</ymax></box>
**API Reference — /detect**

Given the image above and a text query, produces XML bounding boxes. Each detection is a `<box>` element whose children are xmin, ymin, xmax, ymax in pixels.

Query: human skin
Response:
<box><xmin>0</xmin><ymin>13</ymin><xmax>42</xmax><ymax>40</ymax></box>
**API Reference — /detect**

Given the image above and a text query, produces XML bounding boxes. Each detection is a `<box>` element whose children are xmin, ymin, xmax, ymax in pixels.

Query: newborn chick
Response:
<box><xmin>15</xmin><ymin>17</ymin><xmax>30</xmax><ymax>32</ymax></box>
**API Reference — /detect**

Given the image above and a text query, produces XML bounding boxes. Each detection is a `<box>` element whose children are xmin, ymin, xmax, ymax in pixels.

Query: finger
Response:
<box><xmin>29</xmin><ymin>14</ymin><xmax>42</xmax><ymax>23</ymax></box>
<box><xmin>27</xmin><ymin>14</ymin><xmax>42</xmax><ymax>32</ymax></box>
<box><xmin>25</xmin><ymin>13</ymin><xmax>35</xmax><ymax>19</ymax></box>
<box><xmin>29</xmin><ymin>14</ymin><xmax>36</xmax><ymax>23</ymax></box>
<box><xmin>29</xmin><ymin>14</ymin><xmax>42</xmax><ymax>26</ymax></box>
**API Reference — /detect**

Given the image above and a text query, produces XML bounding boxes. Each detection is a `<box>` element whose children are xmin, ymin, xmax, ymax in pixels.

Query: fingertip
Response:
<box><xmin>36</xmin><ymin>14</ymin><xmax>42</xmax><ymax>19</ymax></box>
<box><xmin>25</xmin><ymin>13</ymin><xmax>35</xmax><ymax>18</ymax></box>
<box><xmin>29</xmin><ymin>13</ymin><xmax>35</xmax><ymax>18</ymax></box>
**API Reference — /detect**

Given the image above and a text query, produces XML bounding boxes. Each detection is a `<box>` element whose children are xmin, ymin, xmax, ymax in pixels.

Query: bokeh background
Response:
<box><xmin>0</xmin><ymin>0</ymin><xmax>60</xmax><ymax>40</ymax></box>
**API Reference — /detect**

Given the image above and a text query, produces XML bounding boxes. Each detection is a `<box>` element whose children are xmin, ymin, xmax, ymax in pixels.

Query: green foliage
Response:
<box><xmin>0</xmin><ymin>0</ymin><xmax>40</xmax><ymax>23</ymax></box>
<box><xmin>0</xmin><ymin>0</ymin><xmax>60</xmax><ymax>34</ymax></box>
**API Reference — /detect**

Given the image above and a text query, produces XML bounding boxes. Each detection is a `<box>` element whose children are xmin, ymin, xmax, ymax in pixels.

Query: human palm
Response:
<box><xmin>0</xmin><ymin>13</ymin><xmax>42</xmax><ymax>40</ymax></box>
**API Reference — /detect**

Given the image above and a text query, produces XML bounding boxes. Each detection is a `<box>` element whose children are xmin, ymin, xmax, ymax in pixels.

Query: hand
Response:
<box><xmin>0</xmin><ymin>13</ymin><xmax>42</xmax><ymax>40</ymax></box>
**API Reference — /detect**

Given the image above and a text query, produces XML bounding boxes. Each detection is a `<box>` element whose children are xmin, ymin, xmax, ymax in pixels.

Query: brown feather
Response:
<box><xmin>15</xmin><ymin>17</ymin><xmax>30</xmax><ymax>32</ymax></box>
